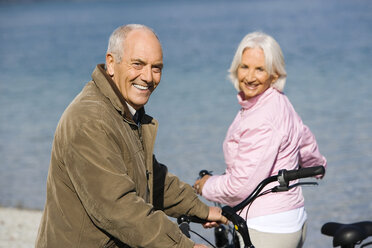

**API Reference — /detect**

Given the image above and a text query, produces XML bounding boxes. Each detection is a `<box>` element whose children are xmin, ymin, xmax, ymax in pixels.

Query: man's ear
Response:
<box><xmin>106</xmin><ymin>53</ymin><xmax>115</xmax><ymax>76</ymax></box>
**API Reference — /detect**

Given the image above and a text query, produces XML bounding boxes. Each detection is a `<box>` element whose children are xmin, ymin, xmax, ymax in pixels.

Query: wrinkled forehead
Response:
<box><xmin>124</xmin><ymin>29</ymin><xmax>163</xmax><ymax>62</ymax></box>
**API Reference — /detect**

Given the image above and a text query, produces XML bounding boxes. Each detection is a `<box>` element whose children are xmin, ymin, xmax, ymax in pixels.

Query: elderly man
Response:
<box><xmin>36</xmin><ymin>24</ymin><xmax>226</xmax><ymax>248</ymax></box>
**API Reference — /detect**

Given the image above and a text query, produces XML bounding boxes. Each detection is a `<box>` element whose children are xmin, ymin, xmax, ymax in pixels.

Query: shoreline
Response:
<box><xmin>0</xmin><ymin>207</ymin><xmax>42</xmax><ymax>248</ymax></box>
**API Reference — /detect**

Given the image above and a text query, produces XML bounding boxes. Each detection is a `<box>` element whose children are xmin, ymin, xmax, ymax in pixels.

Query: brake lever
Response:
<box><xmin>290</xmin><ymin>182</ymin><xmax>319</xmax><ymax>188</ymax></box>
<box><xmin>272</xmin><ymin>181</ymin><xmax>318</xmax><ymax>192</ymax></box>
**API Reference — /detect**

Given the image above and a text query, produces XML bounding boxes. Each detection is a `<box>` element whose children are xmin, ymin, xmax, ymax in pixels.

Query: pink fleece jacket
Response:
<box><xmin>202</xmin><ymin>87</ymin><xmax>327</xmax><ymax>219</ymax></box>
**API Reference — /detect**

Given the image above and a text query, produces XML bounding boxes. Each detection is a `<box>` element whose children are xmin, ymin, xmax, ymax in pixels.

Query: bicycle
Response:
<box><xmin>177</xmin><ymin>166</ymin><xmax>372</xmax><ymax>248</ymax></box>
<box><xmin>321</xmin><ymin>221</ymin><xmax>372</xmax><ymax>248</ymax></box>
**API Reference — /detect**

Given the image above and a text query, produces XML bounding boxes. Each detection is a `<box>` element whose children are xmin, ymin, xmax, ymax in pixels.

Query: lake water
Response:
<box><xmin>0</xmin><ymin>0</ymin><xmax>371</xmax><ymax>247</ymax></box>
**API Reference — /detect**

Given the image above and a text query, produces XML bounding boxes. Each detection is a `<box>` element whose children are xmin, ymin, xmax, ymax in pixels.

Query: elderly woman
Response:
<box><xmin>194</xmin><ymin>32</ymin><xmax>327</xmax><ymax>248</ymax></box>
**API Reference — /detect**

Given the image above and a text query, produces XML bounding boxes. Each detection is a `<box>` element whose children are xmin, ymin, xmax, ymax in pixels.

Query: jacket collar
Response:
<box><xmin>92</xmin><ymin>64</ymin><xmax>140</xmax><ymax>125</ymax></box>
<box><xmin>238</xmin><ymin>87</ymin><xmax>276</xmax><ymax>110</ymax></box>
<box><xmin>92</xmin><ymin>64</ymin><xmax>155</xmax><ymax>126</ymax></box>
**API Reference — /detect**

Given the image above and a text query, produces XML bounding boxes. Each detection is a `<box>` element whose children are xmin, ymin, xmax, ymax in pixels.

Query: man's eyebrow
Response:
<box><xmin>131</xmin><ymin>58</ymin><xmax>146</xmax><ymax>64</ymax></box>
<box><xmin>131</xmin><ymin>58</ymin><xmax>163</xmax><ymax>68</ymax></box>
<box><xmin>153</xmin><ymin>62</ymin><xmax>164</xmax><ymax>69</ymax></box>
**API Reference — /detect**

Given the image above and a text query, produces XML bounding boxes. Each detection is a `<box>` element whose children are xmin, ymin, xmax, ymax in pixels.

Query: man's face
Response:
<box><xmin>106</xmin><ymin>29</ymin><xmax>163</xmax><ymax>110</ymax></box>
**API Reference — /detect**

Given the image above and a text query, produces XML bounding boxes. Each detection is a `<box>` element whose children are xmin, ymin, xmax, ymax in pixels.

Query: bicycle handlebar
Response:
<box><xmin>283</xmin><ymin>166</ymin><xmax>325</xmax><ymax>181</ymax></box>
<box><xmin>179</xmin><ymin>166</ymin><xmax>325</xmax><ymax>247</ymax></box>
<box><xmin>177</xmin><ymin>215</ymin><xmax>207</xmax><ymax>225</ymax></box>
<box><xmin>233</xmin><ymin>165</ymin><xmax>325</xmax><ymax>212</ymax></box>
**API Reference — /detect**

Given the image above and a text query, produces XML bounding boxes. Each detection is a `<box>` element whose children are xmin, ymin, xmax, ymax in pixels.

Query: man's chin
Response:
<box><xmin>130</xmin><ymin>99</ymin><xmax>150</xmax><ymax>110</ymax></box>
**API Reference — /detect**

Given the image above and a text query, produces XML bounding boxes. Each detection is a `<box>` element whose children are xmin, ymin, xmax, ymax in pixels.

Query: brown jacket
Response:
<box><xmin>35</xmin><ymin>64</ymin><xmax>209</xmax><ymax>248</ymax></box>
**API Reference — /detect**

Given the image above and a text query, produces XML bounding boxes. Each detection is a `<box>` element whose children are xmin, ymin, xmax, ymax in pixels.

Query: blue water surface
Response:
<box><xmin>1</xmin><ymin>0</ymin><xmax>372</xmax><ymax>247</ymax></box>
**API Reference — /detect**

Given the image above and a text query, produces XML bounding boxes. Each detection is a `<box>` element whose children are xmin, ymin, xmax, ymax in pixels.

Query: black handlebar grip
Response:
<box><xmin>284</xmin><ymin>166</ymin><xmax>325</xmax><ymax>181</ymax></box>
<box><xmin>188</xmin><ymin>216</ymin><xmax>208</xmax><ymax>224</ymax></box>
<box><xmin>177</xmin><ymin>215</ymin><xmax>207</xmax><ymax>225</ymax></box>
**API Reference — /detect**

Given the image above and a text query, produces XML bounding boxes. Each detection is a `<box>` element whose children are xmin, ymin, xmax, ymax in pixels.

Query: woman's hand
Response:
<box><xmin>193</xmin><ymin>175</ymin><xmax>211</xmax><ymax>195</ymax></box>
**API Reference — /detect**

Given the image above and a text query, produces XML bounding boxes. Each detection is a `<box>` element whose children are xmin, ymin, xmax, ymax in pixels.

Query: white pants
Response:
<box><xmin>248</xmin><ymin>221</ymin><xmax>307</xmax><ymax>248</ymax></box>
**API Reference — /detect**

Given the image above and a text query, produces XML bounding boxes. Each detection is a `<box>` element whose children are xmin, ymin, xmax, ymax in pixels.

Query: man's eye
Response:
<box><xmin>152</xmin><ymin>67</ymin><xmax>162</xmax><ymax>73</ymax></box>
<box><xmin>133</xmin><ymin>63</ymin><xmax>143</xmax><ymax>69</ymax></box>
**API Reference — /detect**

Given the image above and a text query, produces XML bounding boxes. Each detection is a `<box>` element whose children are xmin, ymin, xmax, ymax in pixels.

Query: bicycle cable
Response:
<box><xmin>245</xmin><ymin>188</ymin><xmax>273</xmax><ymax>220</ymax></box>
<box><xmin>189</xmin><ymin>229</ymin><xmax>216</xmax><ymax>248</ymax></box>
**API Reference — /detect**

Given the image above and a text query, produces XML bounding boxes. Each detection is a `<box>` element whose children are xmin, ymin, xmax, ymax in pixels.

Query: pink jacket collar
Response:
<box><xmin>237</xmin><ymin>87</ymin><xmax>275</xmax><ymax>110</ymax></box>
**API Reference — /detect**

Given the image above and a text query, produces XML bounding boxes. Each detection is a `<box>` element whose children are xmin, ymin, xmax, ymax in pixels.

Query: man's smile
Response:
<box><xmin>132</xmin><ymin>83</ymin><xmax>150</xmax><ymax>91</ymax></box>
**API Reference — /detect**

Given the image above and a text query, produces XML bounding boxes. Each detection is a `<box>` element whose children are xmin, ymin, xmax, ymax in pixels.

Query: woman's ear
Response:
<box><xmin>271</xmin><ymin>73</ymin><xmax>279</xmax><ymax>83</ymax></box>
<box><xmin>106</xmin><ymin>53</ymin><xmax>115</xmax><ymax>76</ymax></box>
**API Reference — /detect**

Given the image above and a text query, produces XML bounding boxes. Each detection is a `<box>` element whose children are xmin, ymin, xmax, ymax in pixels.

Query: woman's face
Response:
<box><xmin>237</xmin><ymin>47</ymin><xmax>277</xmax><ymax>100</ymax></box>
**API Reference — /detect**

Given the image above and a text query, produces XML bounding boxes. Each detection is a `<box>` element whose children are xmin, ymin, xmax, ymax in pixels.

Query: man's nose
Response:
<box><xmin>141</xmin><ymin>65</ymin><xmax>153</xmax><ymax>83</ymax></box>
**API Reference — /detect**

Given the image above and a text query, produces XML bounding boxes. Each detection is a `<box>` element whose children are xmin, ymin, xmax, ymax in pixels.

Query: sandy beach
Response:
<box><xmin>0</xmin><ymin>207</ymin><xmax>42</xmax><ymax>248</ymax></box>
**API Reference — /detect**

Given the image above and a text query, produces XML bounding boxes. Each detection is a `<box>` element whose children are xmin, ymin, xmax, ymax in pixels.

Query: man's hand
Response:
<box><xmin>202</xmin><ymin>206</ymin><xmax>228</xmax><ymax>228</ymax></box>
<box><xmin>193</xmin><ymin>244</ymin><xmax>208</xmax><ymax>248</ymax></box>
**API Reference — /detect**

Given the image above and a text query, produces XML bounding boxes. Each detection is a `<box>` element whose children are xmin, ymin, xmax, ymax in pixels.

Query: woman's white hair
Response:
<box><xmin>228</xmin><ymin>31</ymin><xmax>287</xmax><ymax>92</ymax></box>
<box><xmin>106</xmin><ymin>24</ymin><xmax>158</xmax><ymax>63</ymax></box>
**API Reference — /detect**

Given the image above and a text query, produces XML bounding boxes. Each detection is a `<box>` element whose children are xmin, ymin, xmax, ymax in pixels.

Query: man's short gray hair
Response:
<box><xmin>106</xmin><ymin>24</ymin><xmax>158</xmax><ymax>63</ymax></box>
<box><xmin>228</xmin><ymin>31</ymin><xmax>287</xmax><ymax>92</ymax></box>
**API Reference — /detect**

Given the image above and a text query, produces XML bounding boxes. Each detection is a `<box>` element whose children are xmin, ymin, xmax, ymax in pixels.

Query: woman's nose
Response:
<box><xmin>245</xmin><ymin>69</ymin><xmax>256</xmax><ymax>82</ymax></box>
